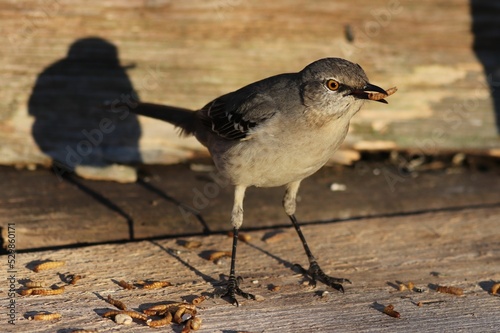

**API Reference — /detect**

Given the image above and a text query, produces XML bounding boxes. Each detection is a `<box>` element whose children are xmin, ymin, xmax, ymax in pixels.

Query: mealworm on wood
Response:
<box><xmin>207</xmin><ymin>251</ymin><xmax>231</xmax><ymax>262</ymax></box>
<box><xmin>383</xmin><ymin>304</ymin><xmax>400</xmax><ymax>318</ymax></box>
<box><xmin>142</xmin><ymin>281</ymin><xmax>172</xmax><ymax>289</ymax></box>
<box><xmin>20</xmin><ymin>288</ymin><xmax>34</xmax><ymax>296</ymax></box>
<box><xmin>103</xmin><ymin>310</ymin><xmax>148</xmax><ymax>321</ymax></box>
<box><xmin>32</xmin><ymin>312</ymin><xmax>62</xmax><ymax>321</ymax></box>
<box><xmin>490</xmin><ymin>283</ymin><xmax>500</xmax><ymax>295</ymax></box>
<box><xmin>31</xmin><ymin>286</ymin><xmax>65</xmax><ymax>296</ymax></box>
<box><xmin>143</xmin><ymin>304</ymin><xmax>169</xmax><ymax>316</ymax></box>
<box><xmin>147</xmin><ymin>311</ymin><xmax>173</xmax><ymax>327</ymax></box>
<box><xmin>182</xmin><ymin>240</ymin><xmax>202</xmax><ymax>249</ymax></box>
<box><xmin>25</xmin><ymin>281</ymin><xmax>45</xmax><ymax>288</ymax></box>
<box><xmin>107</xmin><ymin>295</ymin><xmax>127</xmax><ymax>310</ymax></box>
<box><xmin>436</xmin><ymin>285</ymin><xmax>464</xmax><ymax>296</ymax></box>
<box><xmin>191</xmin><ymin>296</ymin><xmax>206</xmax><ymax>305</ymax></box>
<box><xmin>68</xmin><ymin>274</ymin><xmax>82</xmax><ymax>285</ymax></box>
<box><xmin>190</xmin><ymin>316</ymin><xmax>202</xmax><ymax>330</ymax></box>
<box><xmin>118</xmin><ymin>280</ymin><xmax>135</xmax><ymax>290</ymax></box>
<box><xmin>33</xmin><ymin>261</ymin><xmax>66</xmax><ymax>272</ymax></box>
<box><xmin>227</xmin><ymin>231</ymin><xmax>252</xmax><ymax>243</ymax></box>
<box><xmin>174</xmin><ymin>306</ymin><xmax>197</xmax><ymax>324</ymax></box>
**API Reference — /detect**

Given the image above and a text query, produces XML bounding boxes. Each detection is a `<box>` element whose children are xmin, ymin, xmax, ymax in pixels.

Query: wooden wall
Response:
<box><xmin>1</xmin><ymin>0</ymin><xmax>499</xmax><ymax>169</ymax></box>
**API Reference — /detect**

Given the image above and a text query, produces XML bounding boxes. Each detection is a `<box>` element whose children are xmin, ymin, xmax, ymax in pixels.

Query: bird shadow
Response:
<box><xmin>148</xmin><ymin>240</ymin><xmax>218</xmax><ymax>286</ymax></box>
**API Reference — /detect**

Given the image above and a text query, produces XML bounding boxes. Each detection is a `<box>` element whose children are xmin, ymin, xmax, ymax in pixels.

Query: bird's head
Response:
<box><xmin>300</xmin><ymin>58</ymin><xmax>391</xmax><ymax>119</ymax></box>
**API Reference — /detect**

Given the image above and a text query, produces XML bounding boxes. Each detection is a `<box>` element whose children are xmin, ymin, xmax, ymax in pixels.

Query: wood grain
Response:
<box><xmin>2</xmin><ymin>206</ymin><xmax>499</xmax><ymax>332</ymax></box>
<box><xmin>0</xmin><ymin>0</ymin><xmax>499</xmax><ymax>169</ymax></box>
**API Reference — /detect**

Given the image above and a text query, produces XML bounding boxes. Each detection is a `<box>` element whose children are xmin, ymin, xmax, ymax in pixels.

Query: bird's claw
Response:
<box><xmin>214</xmin><ymin>275</ymin><xmax>256</xmax><ymax>306</ymax></box>
<box><xmin>293</xmin><ymin>261</ymin><xmax>351</xmax><ymax>293</ymax></box>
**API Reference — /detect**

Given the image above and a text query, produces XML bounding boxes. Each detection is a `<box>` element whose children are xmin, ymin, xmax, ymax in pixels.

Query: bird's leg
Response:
<box><xmin>284</xmin><ymin>181</ymin><xmax>351</xmax><ymax>292</ymax></box>
<box><xmin>216</xmin><ymin>185</ymin><xmax>256</xmax><ymax>306</ymax></box>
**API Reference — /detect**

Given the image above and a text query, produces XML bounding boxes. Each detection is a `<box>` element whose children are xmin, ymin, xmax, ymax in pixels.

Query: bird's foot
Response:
<box><xmin>214</xmin><ymin>275</ymin><xmax>256</xmax><ymax>306</ymax></box>
<box><xmin>294</xmin><ymin>261</ymin><xmax>351</xmax><ymax>293</ymax></box>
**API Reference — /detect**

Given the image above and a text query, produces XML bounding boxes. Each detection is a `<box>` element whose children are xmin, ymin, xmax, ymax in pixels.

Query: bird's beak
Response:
<box><xmin>350</xmin><ymin>83</ymin><xmax>389</xmax><ymax>104</ymax></box>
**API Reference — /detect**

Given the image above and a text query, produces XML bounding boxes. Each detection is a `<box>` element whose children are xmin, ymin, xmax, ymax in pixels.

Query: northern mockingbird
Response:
<box><xmin>131</xmin><ymin>58</ymin><xmax>395</xmax><ymax>306</ymax></box>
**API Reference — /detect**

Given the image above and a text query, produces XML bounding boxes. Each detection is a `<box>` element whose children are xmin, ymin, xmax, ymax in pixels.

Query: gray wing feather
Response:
<box><xmin>199</xmin><ymin>91</ymin><xmax>277</xmax><ymax>140</ymax></box>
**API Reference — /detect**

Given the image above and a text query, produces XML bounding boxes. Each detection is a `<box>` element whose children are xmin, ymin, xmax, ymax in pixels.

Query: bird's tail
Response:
<box><xmin>131</xmin><ymin>103</ymin><xmax>197</xmax><ymax>136</ymax></box>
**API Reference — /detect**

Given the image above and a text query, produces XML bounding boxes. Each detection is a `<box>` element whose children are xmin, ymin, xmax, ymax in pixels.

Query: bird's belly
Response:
<box><xmin>217</xmin><ymin>121</ymin><xmax>349</xmax><ymax>187</ymax></box>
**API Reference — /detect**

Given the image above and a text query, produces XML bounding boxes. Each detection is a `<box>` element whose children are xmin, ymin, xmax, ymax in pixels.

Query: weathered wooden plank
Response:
<box><xmin>1</xmin><ymin>158</ymin><xmax>499</xmax><ymax>251</ymax></box>
<box><xmin>1</xmin><ymin>206</ymin><xmax>499</xmax><ymax>332</ymax></box>
<box><xmin>1</xmin><ymin>0</ymin><xmax>499</xmax><ymax>169</ymax></box>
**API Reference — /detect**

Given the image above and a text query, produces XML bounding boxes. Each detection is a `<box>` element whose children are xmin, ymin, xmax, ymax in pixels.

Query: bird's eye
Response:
<box><xmin>326</xmin><ymin>79</ymin><xmax>340</xmax><ymax>91</ymax></box>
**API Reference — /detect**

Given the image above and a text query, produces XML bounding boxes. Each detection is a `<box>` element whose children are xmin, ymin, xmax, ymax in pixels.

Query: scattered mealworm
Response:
<box><xmin>147</xmin><ymin>311</ymin><xmax>173</xmax><ymax>327</ymax></box>
<box><xmin>118</xmin><ymin>280</ymin><xmax>135</xmax><ymax>290</ymax></box>
<box><xmin>190</xmin><ymin>316</ymin><xmax>202</xmax><ymax>330</ymax></box>
<box><xmin>25</xmin><ymin>281</ymin><xmax>45</xmax><ymax>288</ymax></box>
<box><xmin>68</xmin><ymin>274</ymin><xmax>82</xmax><ymax>285</ymax></box>
<box><xmin>20</xmin><ymin>288</ymin><xmax>34</xmax><ymax>296</ymax></box>
<box><xmin>182</xmin><ymin>240</ymin><xmax>202</xmax><ymax>249</ymax></box>
<box><xmin>103</xmin><ymin>310</ymin><xmax>148</xmax><ymax>321</ymax></box>
<box><xmin>142</xmin><ymin>281</ymin><xmax>172</xmax><ymax>289</ymax></box>
<box><xmin>407</xmin><ymin>281</ymin><xmax>414</xmax><ymax>291</ymax></box>
<box><xmin>398</xmin><ymin>284</ymin><xmax>407</xmax><ymax>291</ymax></box>
<box><xmin>143</xmin><ymin>304</ymin><xmax>169</xmax><ymax>316</ymax></box>
<box><xmin>436</xmin><ymin>285</ymin><xmax>464</xmax><ymax>296</ymax></box>
<box><xmin>416</xmin><ymin>300</ymin><xmax>445</xmax><ymax>306</ymax></box>
<box><xmin>191</xmin><ymin>295</ymin><xmax>206</xmax><ymax>305</ymax></box>
<box><xmin>490</xmin><ymin>283</ymin><xmax>500</xmax><ymax>295</ymax></box>
<box><xmin>33</xmin><ymin>261</ymin><xmax>66</xmax><ymax>272</ymax></box>
<box><xmin>207</xmin><ymin>251</ymin><xmax>231</xmax><ymax>262</ymax></box>
<box><xmin>107</xmin><ymin>295</ymin><xmax>127</xmax><ymax>310</ymax></box>
<box><xmin>182</xmin><ymin>320</ymin><xmax>192</xmax><ymax>333</ymax></box>
<box><xmin>174</xmin><ymin>307</ymin><xmax>188</xmax><ymax>324</ymax></box>
<box><xmin>32</xmin><ymin>312</ymin><xmax>62</xmax><ymax>321</ymax></box>
<box><xmin>383</xmin><ymin>304</ymin><xmax>400</xmax><ymax>318</ymax></box>
<box><xmin>228</xmin><ymin>231</ymin><xmax>252</xmax><ymax>243</ymax></box>
<box><xmin>270</xmin><ymin>285</ymin><xmax>281</xmax><ymax>292</ymax></box>
<box><xmin>31</xmin><ymin>286</ymin><xmax>65</xmax><ymax>296</ymax></box>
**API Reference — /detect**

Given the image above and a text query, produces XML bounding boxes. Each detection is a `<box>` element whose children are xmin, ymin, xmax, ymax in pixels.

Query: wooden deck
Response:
<box><xmin>1</xmin><ymin>160</ymin><xmax>499</xmax><ymax>332</ymax></box>
<box><xmin>1</xmin><ymin>0</ymin><xmax>500</xmax><ymax>331</ymax></box>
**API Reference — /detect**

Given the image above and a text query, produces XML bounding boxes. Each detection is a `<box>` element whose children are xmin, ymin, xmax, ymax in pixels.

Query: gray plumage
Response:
<box><xmin>131</xmin><ymin>57</ymin><xmax>391</xmax><ymax>306</ymax></box>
